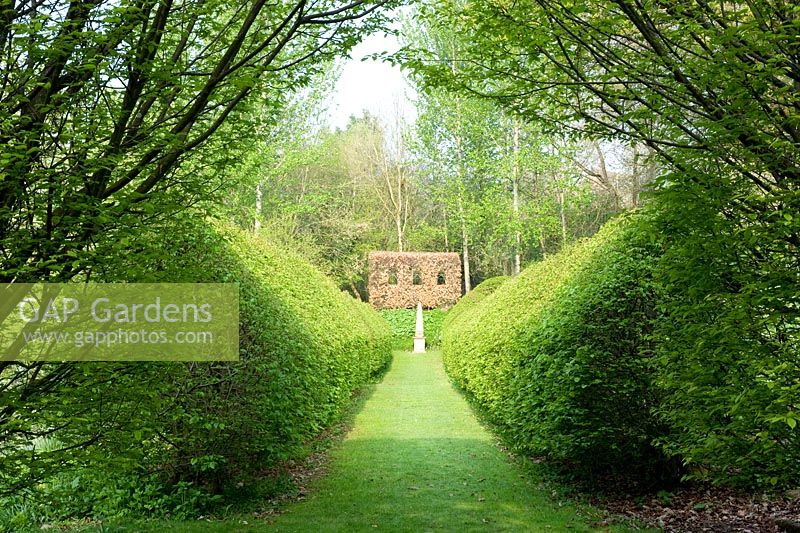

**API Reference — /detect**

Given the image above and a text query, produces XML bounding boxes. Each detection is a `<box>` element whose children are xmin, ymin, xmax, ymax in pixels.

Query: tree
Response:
<box><xmin>0</xmin><ymin>0</ymin><xmax>398</xmax><ymax>500</ymax></box>
<box><xmin>402</xmin><ymin>0</ymin><xmax>799</xmax><ymax>263</ymax></box>
<box><xmin>340</xmin><ymin>112</ymin><xmax>415</xmax><ymax>253</ymax></box>
<box><xmin>403</xmin><ymin>5</ymin><xmax>631</xmax><ymax>285</ymax></box>
<box><xmin>413</xmin><ymin>87</ymin><xmax>500</xmax><ymax>290</ymax></box>
<box><xmin>403</xmin><ymin>0</ymin><xmax>800</xmax><ymax>486</ymax></box>
<box><xmin>221</xmin><ymin>109</ymin><xmax>423</xmax><ymax>296</ymax></box>
<box><xmin>223</xmin><ymin>63</ymin><xmax>340</xmax><ymax>234</ymax></box>
<box><xmin>0</xmin><ymin>0</ymin><xmax>397</xmax><ymax>285</ymax></box>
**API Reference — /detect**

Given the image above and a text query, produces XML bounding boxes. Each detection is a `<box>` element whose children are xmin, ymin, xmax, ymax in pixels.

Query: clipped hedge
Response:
<box><xmin>442</xmin><ymin>276</ymin><xmax>509</xmax><ymax>331</ymax></box>
<box><xmin>443</xmin><ymin>211</ymin><xmax>800</xmax><ymax>491</ymax></box>
<box><xmin>651</xmin><ymin>196</ymin><xmax>800</xmax><ymax>489</ymax></box>
<box><xmin>125</xmin><ymin>218</ymin><xmax>392</xmax><ymax>483</ymax></box>
<box><xmin>442</xmin><ymin>216</ymin><xmax>674</xmax><ymax>484</ymax></box>
<box><xmin>2</xmin><ymin>216</ymin><xmax>392</xmax><ymax>522</ymax></box>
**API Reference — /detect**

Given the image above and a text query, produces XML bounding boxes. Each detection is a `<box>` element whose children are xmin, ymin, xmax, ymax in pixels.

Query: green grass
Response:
<box><xmin>80</xmin><ymin>351</ymin><xmax>650</xmax><ymax>532</ymax></box>
<box><xmin>379</xmin><ymin>309</ymin><xmax>447</xmax><ymax>350</ymax></box>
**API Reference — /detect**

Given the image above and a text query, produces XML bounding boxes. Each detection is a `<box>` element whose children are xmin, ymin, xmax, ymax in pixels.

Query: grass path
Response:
<box><xmin>261</xmin><ymin>350</ymin><xmax>629</xmax><ymax>532</ymax></box>
<box><xmin>104</xmin><ymin>351</ymin><xmax>642</xmax><ymax>532</ymax></box>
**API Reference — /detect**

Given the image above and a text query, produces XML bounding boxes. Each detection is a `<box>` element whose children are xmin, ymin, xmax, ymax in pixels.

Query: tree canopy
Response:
<box><xmin>0</xmin><ymin>0</ymin><xmax>398</xmax><ymax>283</ymax></box>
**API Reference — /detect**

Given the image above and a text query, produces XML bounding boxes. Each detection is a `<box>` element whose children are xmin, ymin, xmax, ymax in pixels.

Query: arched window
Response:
<box><xmin>388</xmin><ymin>268</ymin><xmax>398</xmax><ymax>285</ymax></box>
<box><xmin>412</xmin><ymin>271</ymin><xmax>422</xmax><ymax>285</ymax></box>
<box><xmin>437</xmin><ymin>271</ymin><xmax>446</xmax><ymax>285</ymax></box>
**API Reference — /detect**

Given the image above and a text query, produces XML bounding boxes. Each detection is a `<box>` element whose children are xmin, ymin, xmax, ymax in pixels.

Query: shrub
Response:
<box><xmin>0</xmin><ymin>217</ymin><xmax>392</xmax><ymax>524</ymax></box>
<box><xmin>443</xmin><ymin>209</ymin><xmax>800</xmax><ymax>491</ymax></box>
<box><xmin>442</xmin><ymin>276</ymin><xmax>509</xmax><ymax>331</ymax></box>
<box><xmin>442</xmin><ymin>216</ymin><xmax>674</xmax><ymax>485</ymax></box>
<box><xmin>651</xmin><ymin>190</ymin><xmax>800</xmax><ymax>489</ymax></box>
<box><xmin>153</xmin><ymin>221</ymin><xmax>393</xmax><ymax>484</ymax></box>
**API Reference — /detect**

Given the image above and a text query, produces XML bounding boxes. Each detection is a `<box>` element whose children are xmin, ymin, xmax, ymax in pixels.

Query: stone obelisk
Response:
<box><xmin>413</xmin><ymin>302</ymin><xmax>426</xmax><ymax>353</ymax></box>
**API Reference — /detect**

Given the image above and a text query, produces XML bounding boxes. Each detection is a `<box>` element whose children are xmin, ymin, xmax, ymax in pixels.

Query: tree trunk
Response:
<box><xmin>396</xmin><ymin>213</ymin><xmax>404</xmax><ymax>252</ymax></box>
<box><xmin>593</xmin><ymin>141</ymin><xmax>619</xmax><ymax>210</ymax></box>
<box><xmin>443</xmin><ymin>208</ymin><xmax>449</xmax><ymax>251</ymax></box>
<box><xmin>254</xmin><ymin>182</ymin><xmax>262</xmax><ymax>232</ymax></box>
<box><xmin>512</xmin><ymin>120</ymin><xmax>521</xmax><ymax>276</ymax></box>
<box><xmin>558</xmin><ymin>189</ymin><xmax>567</xmax><ymax>245</ymax></box>
<box><xmin>631</xmin><ymin>145</ymin><xmax>641</xmax><ymax>208</ymax></box>
<box><xmin>458</xmin><ymin>194</ymin><xmax>471</xmax><ymax>293</ymax></box>
<box><xmin>461</xmin><ymin>218</ymin><xmax>471</xmax><ymax>293</ymax></box>
<box><xmin>448</xmin><ymin>43</ymin><xmax>472</xmax><ymax>292</ymax></box>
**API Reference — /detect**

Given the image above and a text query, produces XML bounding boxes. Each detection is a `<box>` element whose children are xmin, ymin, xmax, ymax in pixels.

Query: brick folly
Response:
<box><xmin>367</xmin><ymin>251</ymin><xmax>462</xmax><ymax>309</ymax></box>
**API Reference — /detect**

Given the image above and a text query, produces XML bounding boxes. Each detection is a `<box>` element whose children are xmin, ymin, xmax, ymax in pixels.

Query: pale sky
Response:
<box><xmin>325</xmin><ymin>30</ymin><xmax>417</xmax><ymax>131</ymax></box>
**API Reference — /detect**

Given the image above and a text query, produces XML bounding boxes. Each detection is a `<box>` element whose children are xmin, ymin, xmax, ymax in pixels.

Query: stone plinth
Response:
<box><xmin>413</xmin><ymin>302</ymin><xmax>425</xmax><ymax>353</ymax></box>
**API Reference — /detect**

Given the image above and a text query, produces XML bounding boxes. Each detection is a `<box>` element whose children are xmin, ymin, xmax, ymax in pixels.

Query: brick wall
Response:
<box><xmin>367</xmin><ymin>251</ymin><xmax>462</xmax><ymax>309</ymax></box>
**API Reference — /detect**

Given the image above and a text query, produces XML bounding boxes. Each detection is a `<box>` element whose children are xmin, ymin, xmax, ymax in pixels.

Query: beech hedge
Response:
<box><xmin>441</xmin><ymin>217</ymin><xmax>673</xmax><ymax>484</ymax></box>
<box><xmin>442</xmin><ymin>276</ymin><xmax>509</xmax><ymax>332</ymax></box>
<box><xmin>120</xmin><ymin>218</ymin><xmax>392</xmax><ymax>484</ymax></box>
<box><xmin>651</xmin><ymin>192</ymin><xmax>800</xmax><ymax>489</ymax></box>
<box><xmin>443</xmin><ymin>212</ymin><xmax>800</xmax><ymax>490</ymax></box>
<box><xmin>1</xmin><ymin>217</ymin><xmax>391</xmax><ymax>521</ymax></box>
